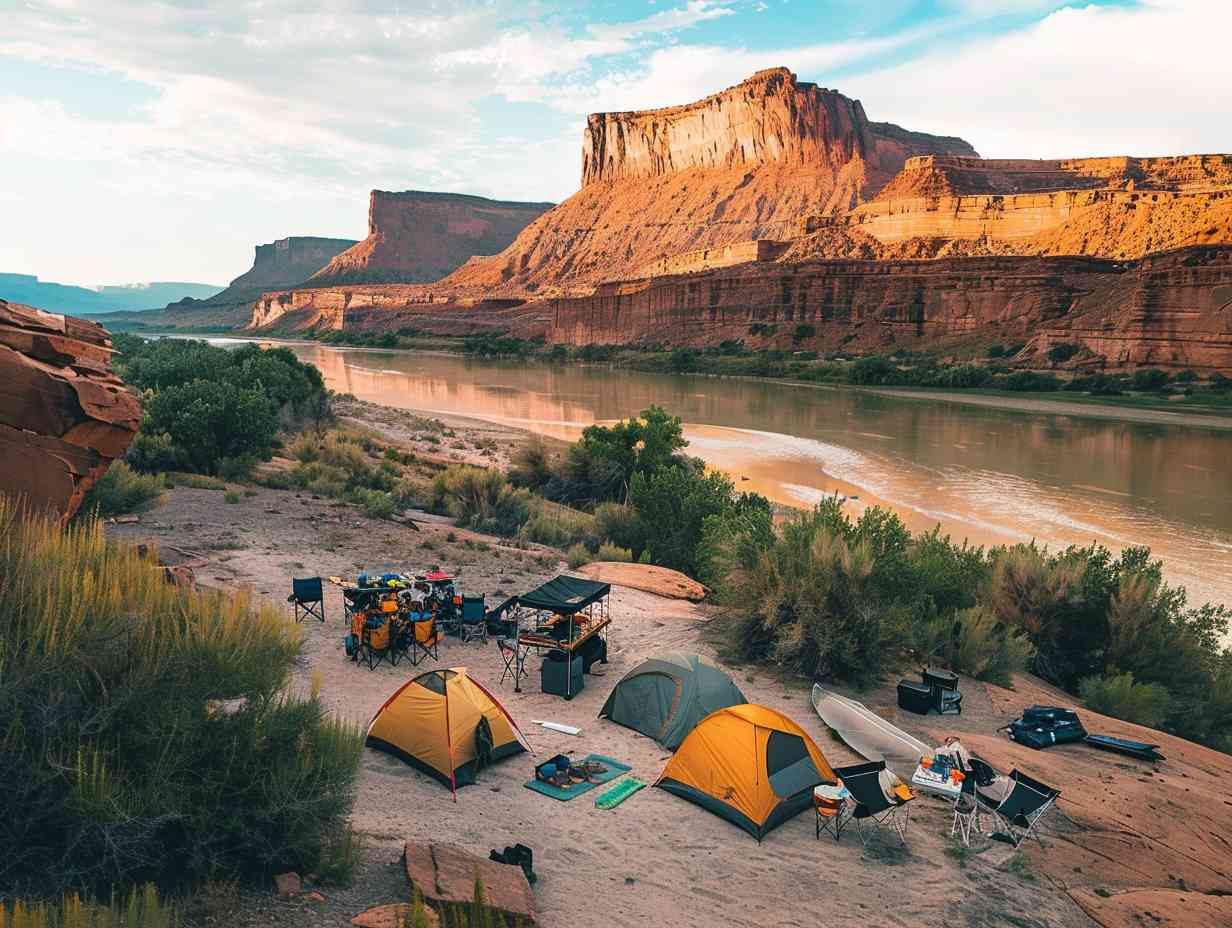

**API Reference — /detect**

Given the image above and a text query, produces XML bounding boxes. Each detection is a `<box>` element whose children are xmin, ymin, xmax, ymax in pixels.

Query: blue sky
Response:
<box><xmin>1</xmin><ymin>0</ymin><xmax>1226</xmax><ymax>287</ymax></box>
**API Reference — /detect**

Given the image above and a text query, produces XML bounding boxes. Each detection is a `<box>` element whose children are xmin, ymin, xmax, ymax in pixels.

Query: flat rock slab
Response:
<box><xmin>1069</xmin><ymin>888</ymin><xmax>1232</xmax><ymax>928</ymax></box>
<box><xmin>403</xmin><ymin>842</ymin><xmax>535</xmax><ymax>923</ymax></box>
<box><xmin>352</xmin><ymin>902</ymin><xmax>439</xmax><ymax>928</ymax></box>
<box><xmin>577</xmin><ymin>562</ymin><xmax>708</xmax><ymax>601</ymax></box>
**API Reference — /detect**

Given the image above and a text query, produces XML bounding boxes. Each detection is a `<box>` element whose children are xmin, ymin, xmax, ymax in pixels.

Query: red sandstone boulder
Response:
<box><xmin>0</xmin><ymin>300</ymin><xmax>141</xmax><ymax>521</ymax></box>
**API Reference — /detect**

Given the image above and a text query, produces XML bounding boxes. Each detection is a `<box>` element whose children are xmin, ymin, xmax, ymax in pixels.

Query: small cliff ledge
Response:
<box><xmin>308</xmin><ymin>190</ymin><xmax>554</xmax><ymax>286</ymax></box>
<box><xmin>0</xmin><ymin>300</ymin><xmax>140</xmax><ymax>521</ymax></box>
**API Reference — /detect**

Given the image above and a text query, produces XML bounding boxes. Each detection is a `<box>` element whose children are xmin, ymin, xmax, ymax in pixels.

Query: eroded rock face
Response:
<box><xmin>544</xmin><ymin>246</ymin><xmax>1232</xmax><ymax>372</ymax></box>
<box><xmin>308</xmin><ymin>191</ymin><xmax>554</xmax><ymax>287</ymax></box>
<box><xmin>442</xmin><ymin>68</ymin><xmax>976</xmax><ymax>294</ymax></box>
<box><xmin>0</xmin><ymin>300</ymin><xmax>141</xmax><ymax>521</ymax></box>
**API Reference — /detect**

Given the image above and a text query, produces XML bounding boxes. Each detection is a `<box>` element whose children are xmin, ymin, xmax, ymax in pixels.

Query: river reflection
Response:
<box><xmin>233</xmin><ymin>340</ymin><xmax>1232</xmax><ymax>610</ymax></box>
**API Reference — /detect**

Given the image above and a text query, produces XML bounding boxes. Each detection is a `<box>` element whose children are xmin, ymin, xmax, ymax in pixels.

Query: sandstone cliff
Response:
<box><xmin>543</xmin><ymin>245</ymin><xmax>1232</xmax><ymax>372</ymax></box>
<box><xmin>308</xmin><ymin>191</ymin><xmax>553</xmax><ymax>286</ymax></box>
<box><xmin>441</xmin><ymin>68</ymin><xmax>976</xmax><ymax>294</ymax></box>
<box><xmin>0</xmin><ymin>300</ymin><xmax>140</xmax><ymax>521</ymax></box>
<box><xmin>224</xmin><ymin>236</ymin><xmax>358</xmax><ymax>295</ymax></box>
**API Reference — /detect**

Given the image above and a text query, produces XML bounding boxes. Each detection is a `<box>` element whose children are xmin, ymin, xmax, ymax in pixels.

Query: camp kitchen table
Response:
<box><xmin>515</xmin><ymin>612</ymin><xmax>611</xmax><ymax>696</ymax></box>
<box><xmin>507</xmin><ymin>575</ymin><xmax>613</xmax><ymax>696</ymax></box>
<box><xmin>910</xmin><ymin>764</ymin><xmax>963</xmax><ymax>801</ymax></box>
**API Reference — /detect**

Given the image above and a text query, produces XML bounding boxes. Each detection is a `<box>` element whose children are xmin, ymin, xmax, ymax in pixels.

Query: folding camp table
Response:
<box><xmin>509</xmin><ymin>576</ymin><xmax>612</xmax><ymax>695</ymax></box>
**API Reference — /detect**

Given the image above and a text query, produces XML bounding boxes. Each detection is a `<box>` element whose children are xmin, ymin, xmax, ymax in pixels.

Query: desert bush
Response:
<box><xmin>77</xmin><ymin>461</ymin><xmax>165</xmax><ymax>518</ymax></box>
<box><xmin>431</xmin><ymin>466</ymin><xmax>531</xmax><ymax>537</ymax></box>
<box><xmin>848</xmin><ymin>356</ymin><xmax>899</xmax><ymax>385</ymax></box>
<box><xmin>1079</xmin><ymin>672</ymin><xmax>1171</xmax><ymax>728</ymax></box>
<box><xmin>223</xmin><ymin>490</ymin><xmax>241</xmax><ymax>504</ymax></box>
<box><xmin>1047</xmin><ymin>342</ymin><xmax>1081</xmax><ymax>364</ymax></box>
<box><xmin>0</xmin><ymin>500</ymin><xmax>363</xmax><ymax>896</ymax></box>
<box><xmin>594</xmin><ymin>502</ymin><xmax>641</xmax><ymax>552</ymax></box>
<box><xmin>125</xmin><ymin>431</ymin><xmax>185</xmax><ymax>473</ymax></box>
<box><xmin>507</xmin><ymin>438</ymin><xmax>555</xmax><ymax>491</ymax></box>
<box><xmin>595</xmin><ymin>543</ymin><xmax>633</xmax><ymax>562</ymax></box>
<box><xmin>926</xmin><ymin>606</ymin><xmax>1034</xmax><ymax>687</ymax></box>
<box><xmin>1131</xmin><ymin>368</ymin><xmax>1170</xmax><ymax>391</ymax></box>
<box><xmin>565</xmin><ymin>543</ymin><xmax>593</xmax><ymax>569</ymax></box>
<box><xmin>998</xmin><ymin>371</ymin><xmax>1062</xmax><ymax>392</ymax></box>
<box><xmin>520</xmin><ymin>499</ymin><xmax>595</xmax><ymax>549</ymax></box>
<box><xmin>0</xmin><ymin>884</ymin><xmax>177</xmax><ymax>928</ymax></box>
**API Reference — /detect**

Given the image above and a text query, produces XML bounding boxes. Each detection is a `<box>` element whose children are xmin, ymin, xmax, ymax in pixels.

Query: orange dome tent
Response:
<box><xmin>655</xmin><ymin>704</ymin><xmax>837</xmax><ymax>840</ymax></box>
<box><xmin>366</xmin><ymin>667</ymin><xmax>530</xmax><ymax>799</ymax></box>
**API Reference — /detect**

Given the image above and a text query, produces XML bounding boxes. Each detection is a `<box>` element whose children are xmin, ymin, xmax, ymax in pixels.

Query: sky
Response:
<box><xmin>1</xmin><ymin>0</ymin><xmax>1228</xmax><ymax>287</ymax></box>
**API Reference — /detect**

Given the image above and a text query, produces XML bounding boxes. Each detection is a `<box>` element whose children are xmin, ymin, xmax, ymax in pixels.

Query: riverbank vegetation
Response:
<box><xmin>700</xmin><ymin>496</ymin><xmax>1231</xmax><ymax>751</ymax></box>
<box><xmin>0</xmin><ymin>500</ymin><xmax>363</xmax><ymax>898</ymax></box>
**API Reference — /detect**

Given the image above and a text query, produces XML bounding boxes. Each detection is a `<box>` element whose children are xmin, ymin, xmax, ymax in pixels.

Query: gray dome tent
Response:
<box><xmin>599</xmin><ymin>652</ymin><xmax>747</xmax><ymax>750</ymax></box>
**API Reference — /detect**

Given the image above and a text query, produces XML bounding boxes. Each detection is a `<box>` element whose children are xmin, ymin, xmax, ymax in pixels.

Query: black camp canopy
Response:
<box><xmin>517</xmin><ymin>575</ymin><xmax>610</xmax><ymax>614</ymax></box>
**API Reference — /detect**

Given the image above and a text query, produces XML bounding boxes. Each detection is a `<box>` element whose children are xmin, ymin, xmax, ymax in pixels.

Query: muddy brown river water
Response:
<box><xmin>206</xmin><ymin>338</ymin><xmax>1232</xmax><ymax>612</ymax></box>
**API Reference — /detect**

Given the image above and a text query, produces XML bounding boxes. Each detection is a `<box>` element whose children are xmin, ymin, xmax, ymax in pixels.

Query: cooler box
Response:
<box><xmin>897</xmin><ymin>680</ymin><xmax>933</xmax><ymax>715</ymax></box>
<box><xmin>922</xmin><ymin>668</ymin><xmax>960</xmax><ymax>692</ymax></box>
<box><xmin>541</xmin><ymin>649</ymin><xmax>584</xmax><ymax>699</ymax></box>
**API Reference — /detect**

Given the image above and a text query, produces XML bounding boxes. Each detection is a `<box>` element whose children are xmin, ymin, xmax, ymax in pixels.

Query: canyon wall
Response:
<box><xmin>442</xmin><ymin>68</ymin><xmax>976</xmax><ymax>294</ymax></box>
<box><xmin>844</xmin><ymin>154</ymin><xmax>1232</xmax><ymax>258</ymax></box>
<box><xmin>0</xmin><ymin>300</ymin><xmax>140</xmax><ymax>521</ymax></box>
<box><xmin>544</xmin><ymin>246</ymin><xmax>1232</xmax><ymax>372</ymax></box>
<box><xmin>308</xmin><ymin>191</ymin><xmax>554</xmax><ymax>286</ymax></box>
<box><xmin>226</xmin><ymin>236</ymin><xmax>358</xmax><ymax>294</ymax></box>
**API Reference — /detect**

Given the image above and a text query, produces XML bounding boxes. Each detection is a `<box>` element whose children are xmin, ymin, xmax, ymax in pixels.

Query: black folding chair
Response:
<box><xmin>834</xmin><ymin>761</ymin><xmax>914</xmax><ymax>846</ymax></box>
<box><xmin>460</xmin><ymin>595</ymin><xmax>488</xmax><ymax>644</ymax></box>
<box><xmin>498</xmin><ymin>637</ymin><xmax>525</xmax><ymax>686</ymax></box>
<box><xmin>952</xmin><ymin>755</ymin><xmax>999</xmax><ymax>845</ymax></box>
<box><xmin>977</xmin><ymin>768</ymin><xmax>1060</xmax><ymax>847</ymax></box>
<box><xmin>289</xmin><ymin>577</ymin><xmax>325</xmax><ymax>623</ymax></box>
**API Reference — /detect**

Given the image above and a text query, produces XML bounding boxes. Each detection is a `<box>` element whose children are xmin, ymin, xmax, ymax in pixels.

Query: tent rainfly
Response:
<box><xmin>366</xmin><ymin>667</ymin><xmax>531</xmax><ymax>799</ymax></box>
<box><xmin>599</xmin><ymin>652</ymin><xmax>747</xmax><ymax>750</ymax></box>
<box><xmin>656</xmin><ymin>704</ymin><xmax>837</xmax><ymax>841</ymax></box>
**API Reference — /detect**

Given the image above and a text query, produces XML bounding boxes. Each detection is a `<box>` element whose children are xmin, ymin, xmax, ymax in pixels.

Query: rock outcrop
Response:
<box><xmin>0</xmin><ymin>300</ymin><xmax>140</xmax><ymax>521</ymax></box>
<box><xmin>544</xmin><ymin>245</ymin><xmax>1232</xmax><ymax>372</ymax></box>
<box><xmin>308</xmin><ymin>191</ymin><xmax>554</xmax><ymax>286</ymax></box>
<box><xmin>225</xmin><ymin>236</ymin><xmax>359</xmax><ymax>295</ymax></box>
<box><xmin>441</xmin><ymin>68</ymin><xmax>976</xmax><ymax>294</ymax></box>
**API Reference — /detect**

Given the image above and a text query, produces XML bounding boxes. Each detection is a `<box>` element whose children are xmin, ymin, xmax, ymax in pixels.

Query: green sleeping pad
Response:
<box><xmin>594</xmin><ymin>777</ymin><xmax>646</xmax><ymax>810</ymax></box>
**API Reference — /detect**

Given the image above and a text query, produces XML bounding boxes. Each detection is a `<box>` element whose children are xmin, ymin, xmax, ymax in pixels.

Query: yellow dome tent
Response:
<box><xmin>366</xmin><ymin>667</ymin><xmax>531</xmax><ymax>799</ymax></box>
<box><xmin>655</xmin><ymin>704</ymin><xmax>837</xmax><ymax>840</ymax></box>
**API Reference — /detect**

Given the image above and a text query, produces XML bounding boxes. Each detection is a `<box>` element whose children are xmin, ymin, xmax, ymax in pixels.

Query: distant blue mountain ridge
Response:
<box><xmin>0</xmin><ymin>273</ymin><xmax>223</xmax><ymax>315</ymax></box>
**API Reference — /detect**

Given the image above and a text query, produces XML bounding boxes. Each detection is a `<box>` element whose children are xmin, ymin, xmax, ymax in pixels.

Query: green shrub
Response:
<box><xmin>848</xmin><ymin>356</ymin><xmax>899</xmax><ymax>385</ymax></box>
<box><xmin>1079</xmin><ymin>672</ymin><xmax>1171</xmax><ymax>728</ymax></box>
<box><xmin>520</xmin><ymin>500</ymin><xmax>595</xmax><ymax>549</ymax></box>
<box><xmin>998</xmin><ymin>371</ymin><xmax>1062</xmax><ymax>392</ymax></box>
<box><xmin>0</xmin><ymin>501</ymin><xmax>363</xmax><ymax>896</ymax></box>
<box><xmin>792</xmin><ymin>324</ymin><xmax>816</xmax><ymax>343</ymax></box>
<box><xmin>596</xmin><ymin>543</ymin><xmax>633</xmax><ymax>562</ymax></box>
<box><xmin>566</xmin><ymin>543</ymin><xmax>593</xmax><ymax>569</ymax></box>
<box><xmin>594</xmin><ymin>502</ymin><xmax>641</xmax><ymax>552</ymax></box>
<box><xmin>1047</xmin><ymin>342</ymin><xmax>1081</xmax><ymax>363</ymax></box>
<box><xmin>223</xmin><ymin>490</ymin><xmax>241</xmax><ymax>504</ymax></box>
<box><xmin>355</xmin><ymin>489</ymin><xmax>397</xmax><ymax>520</ymax></box>
<box><xmin>927</xmin><ymin>606</ymin><xmax>1034</xmax><ymax>687</ymax></box>
<box><xmin>1131</xmin><ymin>368</ymin><xmax>1170</xmax><ymax>391</ymax></box>
<box><xmin>431</xmin><ymin>466</ymin><xmax>531</xmax><ymax>537</ymax></box>
<box><xmin>78</xmin><ymin>461</ymin><xmax>164</xmax><ymax>518</ymax></box>
<box><xmin>125</xmin><ymin>431</ymin><xmax>184</xmax><ymax>474</ymax></box>
<box><xmin>216</xmin><ymin>455</ymin><xmax>257</xmax><ymax>482</ymax></box>
<box><xmin>144</xmin><ymin>381</ymin><xmax>278</xmax><ymax>474</ymax></box>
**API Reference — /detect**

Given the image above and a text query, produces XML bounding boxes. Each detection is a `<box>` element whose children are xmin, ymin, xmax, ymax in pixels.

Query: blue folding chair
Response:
<box><xmin>460</xmin><ymin>595</ymin><xmax>487</xmax><ymax>644</ymax></box>
<box><xmin>289</xmin><ymin>577</ymin><xmax>325</xmax><ymax>624</ymax></box>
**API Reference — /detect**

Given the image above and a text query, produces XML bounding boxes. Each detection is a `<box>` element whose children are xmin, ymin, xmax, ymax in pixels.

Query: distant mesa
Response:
<box><xmin>307</xmin><ymin>190</ymin><xmax>554</xmax><ymax>286</ymax></box>
<box><xmin>0</xmin><ymin>273</ymin><xmax>222</xmax><ymax>315</ymax></box>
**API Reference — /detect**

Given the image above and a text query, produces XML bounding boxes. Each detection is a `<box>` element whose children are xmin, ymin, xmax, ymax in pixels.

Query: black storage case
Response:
<box><xmin>922</xmin><ymin>668</ymin><xmax>960</xmax><ymax>691</ymax></box>
<box><xmin>897</xmin><ymin>680</ymin><xmax>934</xmax><ymax>715</ymax></box>
<box><xmin>541</xmin><ymin>649</ymin><xmax>584</xmax><ymax>699</ymax></box>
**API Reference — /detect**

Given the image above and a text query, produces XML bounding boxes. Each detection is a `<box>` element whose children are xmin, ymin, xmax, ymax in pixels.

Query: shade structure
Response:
<box><xmin>517</xmin><ymin>575</ymin><xmax>610</xmax><ymax>615</ymax></box>
<box><xmin>366</xmin><ymin>667</ymin><xmax>530</xmax><ymax>797</ymax></box>
<box><xmin>656</xmin><ymin>704</ymin><xmax>837</xmax><ymax>840</ymax></box>
<box><xmin>811</xmin><ymin>685</ymin><xmax>932</xmax><ymax>780</ymax></box>
<box><xmin>599</xmin><ymin>652</ymin><xmax>747</xmax><ymax>750</ymax></box>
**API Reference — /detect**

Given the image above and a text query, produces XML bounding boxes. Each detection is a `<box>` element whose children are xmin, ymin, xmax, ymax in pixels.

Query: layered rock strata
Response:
<box><xmin>441</xmin><ymin>68</ymin><xmax>976</xmax><ymax>293</ymax></box>
<box><xmin>309</xmin><ymin>191</ymin><xmax>553</xmax><ymax>286</ymax></box>
<box><xmin>544</xmin><ymin>246</ymin><xmax>1232</xmax><ymax>372</ymax></box>
<box><xmin>0</xmin><ymin>300</ymin><xmax>140</xmax><ymax>521</ymax></box>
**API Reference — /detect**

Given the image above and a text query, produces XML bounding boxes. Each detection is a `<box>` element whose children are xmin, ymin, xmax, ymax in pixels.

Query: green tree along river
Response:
<box><xmin>203</xmin><ymin>338</ymin><xmax>1232</xmax><ymax>616</ymax></box>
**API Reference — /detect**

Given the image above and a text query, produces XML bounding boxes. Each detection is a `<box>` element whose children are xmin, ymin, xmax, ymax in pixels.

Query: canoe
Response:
<box><xmin>811</xmin><ymin>684</ymin><xmax>933</xmax><ymax>780</ymax></box>
<box><xmin>1085</xmin><ymin>734</ymin><xmax>1164</xmax><ymax>762</ymax></box>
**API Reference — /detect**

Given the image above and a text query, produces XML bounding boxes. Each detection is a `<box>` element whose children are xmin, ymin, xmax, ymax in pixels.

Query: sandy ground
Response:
<box><xmin>110</xmin><ymin>482</ymin><xmax>1095</xmax><ymax>928</ymax></box>
<box><xmin>863</xmin><ymin>386</ymin><xmax>1232</xmax><ymax>430</ymax></box>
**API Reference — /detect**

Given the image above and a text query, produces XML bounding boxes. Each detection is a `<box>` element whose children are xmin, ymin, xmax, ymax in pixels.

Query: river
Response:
<box><xmin>206</xmin><ymin>338</ymin><xmax>1232</xmax><ymax>610</ymax></box>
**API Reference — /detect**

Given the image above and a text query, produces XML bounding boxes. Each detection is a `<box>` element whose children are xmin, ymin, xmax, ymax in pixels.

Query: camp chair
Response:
<box><xmin>410</xmin><ymin>613</ymin><xmax>442</xmax><ymax>666</ymax></box>
<box><xmin>460</xmin><ymin>595</ymin><xmax>488</xmax><ymax>644</ymax></box>
<box><xmin>834</xmin><ymin>761</ymin><xmax>914</xmax><ymax>846</ymax></box>
<box><xmin>361</xmin><ymin>615</ymin><xmax>392</xmax><ymax>671</ymax></box>
<box><xmin>976</xmin><ymin>768</ymin><xmax>1060</xmax><ymax>847</ymax></box>
<box><xmin>814</xmin><ymin>788</ymin><xmax>849</xmax><ymax>842</ymax></box>
<box><xmin>289</xmin><ymin>577</ymin><xmax>325</xmax><ymax>623</ymax></box>
<box><xmin>498</xmin><ymin>637</ymin><xmax>526</xmax><ymax>687</ymax></box>
<box><xmin>951</xmin><ymin>756</ymin><xmax>998</xmax><ymax>845</ymax></box>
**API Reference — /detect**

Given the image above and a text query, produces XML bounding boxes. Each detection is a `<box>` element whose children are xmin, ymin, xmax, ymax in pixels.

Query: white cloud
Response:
<box><xmin>848</xmin><ymin>0</ymin><xmax>1232</xmax><ymax>157</ymax></box>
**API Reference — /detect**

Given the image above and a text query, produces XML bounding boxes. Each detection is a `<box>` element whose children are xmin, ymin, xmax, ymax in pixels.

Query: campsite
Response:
<box><xmin>103</xmin><ymin>435</ymin><xmax>1232</xmax><ymax>928</ymax></box>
